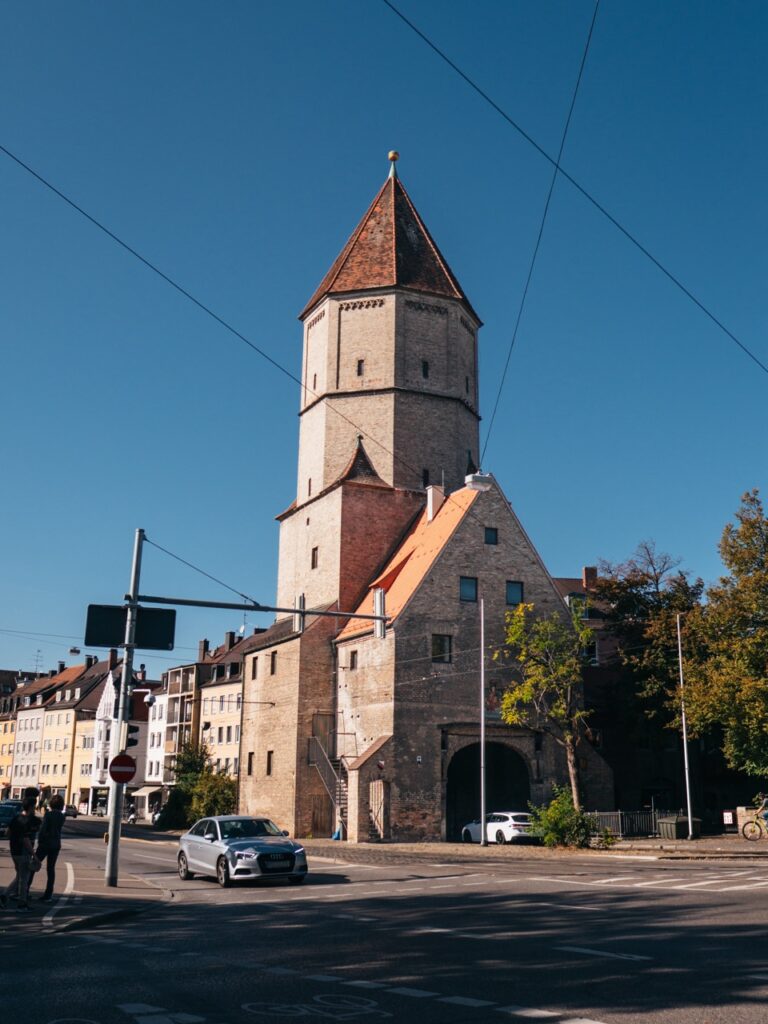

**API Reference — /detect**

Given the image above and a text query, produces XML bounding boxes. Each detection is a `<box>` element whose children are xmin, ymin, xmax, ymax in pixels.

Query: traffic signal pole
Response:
<box><xmin>105</xmin><ymin>528</ymin><xmax>144</xmax><ymax>887</ymax></box>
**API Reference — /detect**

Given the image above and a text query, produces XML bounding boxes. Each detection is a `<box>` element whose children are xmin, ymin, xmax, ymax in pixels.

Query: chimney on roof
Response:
<box><xmin>582</xmin><ymin>566</ymin><xmax>597</xmax><ymax>590</ymax></box>
<box><xmin>253</xmin><ymin>627</ymin><xmax>266</xmax><ymax>636</ymax></box>
<box><xmin>108</xmin><ymin>648</ymin><xmax>118</xmax><ymax>670</ymax></box>
<box><xmin>85</xmin><ymin>655</ymin><xmax>96</xmax><ymax>670</ymax></box>
<box><xmin>426</xmin><ymin>485</ymin><xmax>445</xmax><ymax>522</ymax></box>
<box><xmin>57</xmin><ymin>661</ymin><xmax>66</xmax><ymax>674</ymax></box>
<box><xmin>198</xmin><ymin>639</ymin><xmax>209</xmax><ymax>662</ymax></box>
<box><xmin>49</xmin><ymin>668</ymin><xmax>56</xmax><ymax>678</ymax></box>
<box><xmin>137</xmin><ymin>664</ymin><xmax>146</xmax><ymax>682</ymax></box>
<box><xmin>225</xmin><ymin>631</ymin><xmax>236</xmax><ymax>651</ymax></box>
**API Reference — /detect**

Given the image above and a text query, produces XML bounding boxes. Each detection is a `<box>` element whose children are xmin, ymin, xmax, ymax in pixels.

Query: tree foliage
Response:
<box><xmin>496</xmin><ymin>603</ymin><xmax>593</xmax><ymax>809</ymax></box>
<box><xmin>190</xmin><ymin>770</ymin><xmax>238</xmax><ymax>821</ymax></box>
<box><xmin>683</xmin><ymin>491</ymin><xmax>768</xmax><ymax>775</ymax></box>
<box><xmin>528</xmin><ymin>785</ymin><xmax>594</xmax><ymax>848</ymax></box>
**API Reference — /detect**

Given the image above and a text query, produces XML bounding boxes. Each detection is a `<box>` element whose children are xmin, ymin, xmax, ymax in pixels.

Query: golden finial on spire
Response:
<box><xmin>388</xmin><ymin>150</ymin><xmax>399</xmax><ymax>178</ymax></box>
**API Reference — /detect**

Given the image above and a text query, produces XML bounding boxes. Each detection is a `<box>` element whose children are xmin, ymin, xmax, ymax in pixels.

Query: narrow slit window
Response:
<box><xmin>357</xmin><ymin>358</ymin><xmax>365</xmax><ymax>376</ymax></box>
<box><xmin>421</xmin><ymin>360</ymin><xmax>429</xmax><ymax>379</ymax></box>
<box><xmin>266</xmin><ymin>750</ymin><xmax>274</xmax><ymax>776</ymax></box>
<box><xmin>311</xmin><ymin>546</ymin><xmax>319</xmax><ymax>569</ymax></box>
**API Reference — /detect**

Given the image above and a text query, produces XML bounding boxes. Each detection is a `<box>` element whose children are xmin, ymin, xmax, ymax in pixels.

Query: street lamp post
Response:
<box><xmin>480</xmin><ymin>597</ymin><xmax>487</xmax><ymax>847</ymax></box>
<box><xmin>676</xmin><ymin>613</ymin><xmax>695</xmax><ymax>841</ymax></box>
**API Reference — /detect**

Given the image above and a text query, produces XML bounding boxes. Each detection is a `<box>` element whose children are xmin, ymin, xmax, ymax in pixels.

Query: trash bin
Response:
<box><xmin>658</xmin><ymin>815</ymin><xmax>701</xmax><ymax>839</ymax></box>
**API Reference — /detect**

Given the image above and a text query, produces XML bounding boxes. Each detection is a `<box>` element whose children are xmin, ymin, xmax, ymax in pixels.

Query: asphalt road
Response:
<box><xmin>3</xmin><ymin>821</ymin><xmax>768</xmax><ymax>1024</ymax></box>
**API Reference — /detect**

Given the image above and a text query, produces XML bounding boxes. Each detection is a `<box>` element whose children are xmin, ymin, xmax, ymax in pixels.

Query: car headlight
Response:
<box><xmin>294</xmin><ymin>847</ymin><xmax>306</xmax><ymax>859</ymax></box>
<box><xmin>236</xmin><ymin>851</ymin><xmax>258</xmax><ymax>860</ymax></box>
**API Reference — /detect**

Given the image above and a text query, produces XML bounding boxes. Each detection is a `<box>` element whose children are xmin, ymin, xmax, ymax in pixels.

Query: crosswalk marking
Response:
<box><xmin>528</xmin><ymin>870</ymin><xmax>768</xmax><ymax>894</ymax></box>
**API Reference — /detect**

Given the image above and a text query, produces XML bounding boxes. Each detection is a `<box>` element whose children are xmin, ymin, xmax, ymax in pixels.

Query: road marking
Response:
<box><xmin>718</xmin><ymin>880</ymin><xmax>768</xmax><ymax>892</ymax></box>
<box><xmin>591</xmin><ymin>876</ymin><xmax>635</xmax><ymax>884</ymax></box>
<box><xmin>43</xmin><ymin>861</ymin><xmax>75</xmax><ymax>927</ymax></box>
<box><xmin>439</xmin><ymin>996</ymin><xmax>497</xmax><ymax>1007</ymax></box>
<box><xmin>386</xmin><ymin>987</ymin><xmax>439</xmax><ymax>998</ymax></box>
<box><xmin>496</xmin><ymin>1008</ymin><xmax>559</xmax><ymax>1018</ymax></box>
<box><xmin>556</xmin><ymin>945</ymin><xmax>652</xmax><ymax>962</ymax></box>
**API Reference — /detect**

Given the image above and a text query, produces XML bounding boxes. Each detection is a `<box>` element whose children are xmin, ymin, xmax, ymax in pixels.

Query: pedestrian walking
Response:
<box><xmin>0</xmin><ymin>796</ymin><xmax>39</xmax><ymax>912</ymax></box>
<box><xmin>33</xmin><ymin>793</ymin><xmax>66</xmax><ymax>902</ymax></box>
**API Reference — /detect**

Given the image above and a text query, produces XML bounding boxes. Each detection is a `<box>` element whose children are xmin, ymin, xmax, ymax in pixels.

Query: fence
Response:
<box><xmin>588</xmin><ymin>809</ymin><xmax>683</xmax><ymax>838</ymax></box>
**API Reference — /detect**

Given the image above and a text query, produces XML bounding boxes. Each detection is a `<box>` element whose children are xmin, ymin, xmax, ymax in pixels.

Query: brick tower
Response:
<box><xmin>276</xmin><ymin>154</ymin><xmax>482</xmax><ymax>614</ymax></box>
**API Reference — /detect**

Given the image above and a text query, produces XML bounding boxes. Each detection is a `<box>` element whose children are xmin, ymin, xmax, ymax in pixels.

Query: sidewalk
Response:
<box><xmin>0</xmin><ymin>849</ymin><xmax>173</xmax><ymax>936</ymax></box>
<box><xmin>298</xmin><ymin>831</ymin><xmax>768</xmax><ymax>866</ymax></box>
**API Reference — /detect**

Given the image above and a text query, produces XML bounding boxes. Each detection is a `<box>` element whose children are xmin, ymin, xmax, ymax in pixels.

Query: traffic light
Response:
<box><xmin>126</xmin><ymin>724</ymin><xmax>140</xmax><ymax>748</ymax></box>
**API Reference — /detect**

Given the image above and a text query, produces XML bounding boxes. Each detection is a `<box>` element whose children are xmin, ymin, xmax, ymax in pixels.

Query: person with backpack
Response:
<box><xmin>0</xmin><ymin>796</ymin><xmax>39</xmax><ymax>912</ymax></box>
<box><xmin>33</xmin><ymin>793</ymin><xmax>66</xmax><ymax>902</ymax></box>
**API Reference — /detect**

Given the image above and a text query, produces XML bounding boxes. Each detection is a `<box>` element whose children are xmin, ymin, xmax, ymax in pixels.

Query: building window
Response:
<box><xmin>349</xmin><ymin>650</ymin><xmax>358</xmax><ymax>670</ymax></box>
<box><xmin>421</xmin><ymin>360</ymin><xmax>429</xmax><ymax>379</ymax></box>
<box><xmin>219</xmin><ymin>695</ymin><xmax>225</xmax><ymax>711</ymax></box>
<box><xmin>465</xmin><ymin>375</ymin><xmax>470</xmax><ymax>394</ymax></box>
<box><xmin>308</xmin><ymin>478</ymin><xmax>312</xmax><ymax>497</ymax></box>
<box><xmin>357</xmin><ymin>358</ymin><xmax>365</xmax><ymax>376</ymax></box>
<box><xmin>431</xmin><ymin>634</ymin><xmax>453</xmax><ymax>664</ymax></box>
<box><xmin>266</xmin><ymin>750</ymin><xmax>274</xmax><ymax>776</ymax></box>
<box><xmin>235</xmin><ymin>724</ymin><xmax>240</xmax><ymax>742</ymax></box>
<box><xmin>484</xmin><ymin>527</ymin><xmax>498</xmax><ymax>545</ymax></box>
<box><xmin>270</xmin><ymin>651</ymin><xmax>277</xmax><ymax>675</ymax></box>
<box><xmin>247</xmin><ymin>752</ymin><xmax>254</xmax><ymax>776</ymax></box>
<box><xmin>459</xmin><ymin>576</ymin><xmax>478</xmax><ymax>602</ymax></box>
<box><xmin>217</xmin><ymin>727</ymin><xmax>223</xmax><ymax>743</ymax></box>
<box><xmin>311</xmin><ymin>547</ymin><xmax>319</xmax><ymax>569</ymax></box>
<box><xmin>506</xmin><ymin>581</ymin><xmax>524</xmax><ymax>606</ymax></box>
<box><xmin>422</xmin><ymin>468</ymin><xmax>430</xmax><ymax>488</ymax></box>
<box><xmin>312</xmin><ymin>373</ymin><xmax>317</xmax><ymax>390</ymax></box>
<box><xmin>251</xmin><ymin>658</ymin><xmax>258</xmax><ymax>681</ymax></box>
<box><xmin>226</xmin><ymin>726</ymin><xmax>232</xmax><ymax>743</ymax></box>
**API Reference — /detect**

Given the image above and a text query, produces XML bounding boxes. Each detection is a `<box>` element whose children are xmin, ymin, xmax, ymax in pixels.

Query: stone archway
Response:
<box><xmin>445</xmin><ymin>741</ymin><xmax>530</xmax><ymax>841</ymax></box>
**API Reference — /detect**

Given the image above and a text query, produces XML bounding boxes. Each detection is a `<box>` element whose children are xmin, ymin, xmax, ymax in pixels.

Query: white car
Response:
<box><xmin>178</xmin><ymin>815</ymin><xmax>308</xmax><ymax>888</ymax></box>
<box><xmin>461</xmin><ymin>811</ymin><xmax>533</xmax><ymax>845</ymax></box>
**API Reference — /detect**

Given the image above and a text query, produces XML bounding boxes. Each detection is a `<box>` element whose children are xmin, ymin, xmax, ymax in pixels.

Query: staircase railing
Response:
<box><xmin>308</xmin><ymin>735</ymin><xmax>348</xmax><ymax>837</ymax></box>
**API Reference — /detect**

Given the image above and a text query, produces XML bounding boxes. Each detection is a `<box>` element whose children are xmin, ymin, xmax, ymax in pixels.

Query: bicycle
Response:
<box><xmin>741</xmin><ymin>814</ymin><xmax>768</xmax><ymax>840</ymax></box>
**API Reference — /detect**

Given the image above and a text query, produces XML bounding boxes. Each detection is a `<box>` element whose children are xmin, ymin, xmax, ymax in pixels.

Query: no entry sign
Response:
<box><xmin>109</xmin><ymin>753</ymin><xmax>137</xmax><ymax>785</ymax></box>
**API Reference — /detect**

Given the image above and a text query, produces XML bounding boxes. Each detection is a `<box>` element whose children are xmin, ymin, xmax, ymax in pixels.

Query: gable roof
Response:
<box><xmin>300</xmin><ymin>173</ymin><xmax>479</xmax><ymax>322</ymax></box>
<box><xmin>337</xmin><ymin>487</ymin><xmax>480</xmax><ymax>641</ymax></box>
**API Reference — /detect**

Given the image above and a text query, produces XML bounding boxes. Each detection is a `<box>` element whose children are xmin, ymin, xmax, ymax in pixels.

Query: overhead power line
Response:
<box><xmin>380</xmin><ymin>0</ymin><xmax>768</xmax><ymax>379</ymax></box>
<box><xmin>481</xmin><ymin>0</ymin><xmax>600</xmax><ymax>463</ymax></box>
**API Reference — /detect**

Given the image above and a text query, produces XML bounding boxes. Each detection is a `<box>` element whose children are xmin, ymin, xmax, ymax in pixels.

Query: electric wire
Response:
<box><xmin>143</xmin><ymin>535</ymin><xmax>260</xmax><ymax>605</ymax></box>
<box><xmin>381</xmin><ymin>0</ymin><xmax>768</xmax><ymax>379</ymax></box>
<box><xmin>481</xmin><ymin>0</ymin><xmax>600</xmax><ymax>464</ymax></box>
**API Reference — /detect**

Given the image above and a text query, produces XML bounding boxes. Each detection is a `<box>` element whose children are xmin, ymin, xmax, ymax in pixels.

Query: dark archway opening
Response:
<box><xmin>445</xmin><ymin>741</ymin><xmax>530</xmax><ymax>841</ymax></box>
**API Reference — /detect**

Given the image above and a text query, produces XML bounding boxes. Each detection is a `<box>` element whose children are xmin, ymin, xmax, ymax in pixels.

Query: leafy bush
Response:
<box><xmin>529</xmin><ymin>786</ymin><xmax>594</xmax><ymax>848</ymax></box>
<box><xmin>155</xmin><ymin>785</ymin><xmax>193</xmax><ymax>830</ymax></box>
<box><xmin>190</xmin><ymin>770</ymin><xmax>237</xmax><ymax>821</ymax></box>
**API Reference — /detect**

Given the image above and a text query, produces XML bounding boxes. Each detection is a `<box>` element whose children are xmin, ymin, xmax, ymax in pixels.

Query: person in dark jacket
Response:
<box><xmin>0</xmin><ymin>796</ymin><xmax>38</xmax><ymax>912</ymax></box>
<box><xmin>34</xmin><ymin>793</ymin><xmax>66</xmax><ymax>902</ymax></box>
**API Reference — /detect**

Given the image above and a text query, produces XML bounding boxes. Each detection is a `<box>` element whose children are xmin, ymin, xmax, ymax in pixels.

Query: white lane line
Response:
<box><xmin>746</xmin><ymin>974</ymin><xmax>768</xmax><ymax>982</ymax></box>
<box><xmin>718</xmin><ymin>881</ymin><xmax>768</xmax><ymax>892</ymax></box>
<box><xmin>671</xmin><ymin>877</ymin><xmax>754</xmax><ymax>889</ymax></box>
<box><xmin>386</xmin><ymin>987</ymin><xmax>439</xmax><ymax>998</ymax></box>
<box><xmin>591</xmin><ymin>876</ymin><xmax>636</xmax><ymax>884</ymax></box>
<box><xmin>496</xmin><ymin>1007</ymin><xmax>558</xmax><ymax>1018</ymax></box>
<box><xmin>42</xmin><ymin>861</ymin><xmax>75</xmax><ymax>927</ymax></box>
<box><xmin>556</xmin><ymin>945</ymin><xmax>652</xmax><ymax>962</ymax></box>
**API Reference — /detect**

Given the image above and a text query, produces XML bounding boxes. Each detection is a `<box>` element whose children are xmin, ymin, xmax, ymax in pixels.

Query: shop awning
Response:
<box><xmin>131</xmin><ymin>785</ymin><xmax>162</xmax><ymax>798</ymax></box>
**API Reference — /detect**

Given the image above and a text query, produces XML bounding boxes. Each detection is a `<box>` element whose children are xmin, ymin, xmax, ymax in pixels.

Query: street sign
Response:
<box><xmin>85</xmin><ymin>604</ymin><xmax>176</xmax><ymax>650</ymax></box>
<box><xmin>109</xmin><ymin>753</ymin><xmax>137</xmax><ymax>785</ymax></box>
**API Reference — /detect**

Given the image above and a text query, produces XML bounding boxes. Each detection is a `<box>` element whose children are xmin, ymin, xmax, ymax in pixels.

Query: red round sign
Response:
<box><xmin>109</xmin><ymin>753</ymin><xmax>137</xmax><ymax>784</ymax></box>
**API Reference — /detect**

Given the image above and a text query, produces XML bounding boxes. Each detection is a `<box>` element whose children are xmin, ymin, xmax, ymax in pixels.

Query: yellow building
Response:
<box><xmin>38</xmin><ymin>658</ymin><xmax>111</xmax><ymax>803</ymax></box>
<box><xmin>199</xmin><ymin>667</ymin><xmax>243</xmax><ymax>777</ymax></box>
<box><xmin>70</xmin><ymin>718</ymin><xmax>96</xmax><ymax>812</ymax></box>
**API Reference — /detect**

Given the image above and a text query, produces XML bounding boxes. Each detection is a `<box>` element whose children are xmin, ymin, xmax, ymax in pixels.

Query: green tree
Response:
<box><xmin>684</xmin><ymin>491</ymin><xmax>768</xmax><ymax>775</ymax></box>
<box><xmin>497</xmin><ymin>603</ymin><xmax>593</xmax><ymax>809</ymax></box>
<box><xmin>190</xmin><ymin>770</ymin><xmax>237</xmax><ymax>821</ymax></box>
<box><xmin>528</xmin><ymin>785</ymin><xmax>594</xmax><ymax>848</ymax></box>
<box><xmin>175</xmin><ymin>741</ymin><xmax>211</xmax><ymax>792</ymax></box>
<box><xmin>594</xmin><ymin>541</ymin><xmax>704</xmax><ymax>726</ymax></box>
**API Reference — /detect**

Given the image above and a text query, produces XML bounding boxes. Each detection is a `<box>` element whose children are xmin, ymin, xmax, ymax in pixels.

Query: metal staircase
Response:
<box><xmin>308</xmin><ymin>736</ymin><xmax>348</xmax><ymax>837</ymax></box>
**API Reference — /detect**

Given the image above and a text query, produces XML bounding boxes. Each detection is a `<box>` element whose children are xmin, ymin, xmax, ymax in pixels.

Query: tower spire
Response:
<box><xmin>388</xmin><ymin>150</ymin><xmax>399</xmax><ymax>180</ymax></box>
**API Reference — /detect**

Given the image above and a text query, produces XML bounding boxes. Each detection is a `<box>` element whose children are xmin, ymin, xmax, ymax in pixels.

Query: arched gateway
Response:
<box><xmin>445</xmin><ymin>742</ymin><xmax>531</xmax><ymax>841</ymax></box>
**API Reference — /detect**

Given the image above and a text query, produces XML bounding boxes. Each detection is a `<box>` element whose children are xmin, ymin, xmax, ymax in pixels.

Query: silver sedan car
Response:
<box><xmin>178</xmin><ymin>815</ymin><xmax>308</xmax><ymax>888</ymax></box>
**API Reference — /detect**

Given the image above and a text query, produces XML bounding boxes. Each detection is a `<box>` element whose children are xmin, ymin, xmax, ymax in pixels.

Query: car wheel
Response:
<box><xmin>495</xmin><ymin>830</ymin><xmax>507</xmax><ymax>845</ymax></box>
<box><xmin>177</xmin><ymin>852</ymin><xmax>192</xmax><ymax>881</ymax></box>
<box><xmin>288</xmin><ymin>876</ymin><xmax>305</xmax><ymax>885</ymax></box>
<box><xmin>216</xmin><ymin>857</ymin><xmax>231</xmax><ymax>888</ymax></box>
<box><xmin>461</xmin><ymin>830</ymin><xmax>473</xmax><ymax>843</ymax></box>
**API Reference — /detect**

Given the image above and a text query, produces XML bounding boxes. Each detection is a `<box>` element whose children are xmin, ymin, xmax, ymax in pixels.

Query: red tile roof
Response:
<box><xmin>337</xmin><ymin>487</ymin><xmax>480</xmax><ymax>640</ymax></box>
<box><xmin>300</xmin><ymin>174</ymin><xmax>479</xmax><ymax>322</ymax></box>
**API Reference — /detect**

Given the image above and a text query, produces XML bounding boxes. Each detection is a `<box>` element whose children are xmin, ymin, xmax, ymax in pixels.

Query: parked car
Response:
<box><xmin>0</xmin><ymin>803</ymin><xmax>18</xmax><ymax>838</ymax></box>
<box><xmin>178</xmin><ymin>815</ymin><xmax>308</xmax><ymax>888</ymax></box>
<box><xmin>461</xmin><ymin>811</ymin><xmax>533</xmax><ymax>845</ymax></box>
<box><xmin>64</xmin><ymin>804</ymin><xmax>78</xmax><ymax>818</ymax></box>
<box><xmin>0</xmin><ymin>799</ymin><xmax>24</xmax><ymax>814</ymax></box>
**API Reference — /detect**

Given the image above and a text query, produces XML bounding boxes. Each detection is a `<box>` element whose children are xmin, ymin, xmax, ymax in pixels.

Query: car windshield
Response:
<box><xmin>219</xmin><ymin>818</ymin><xmax>283</xmax><ymax>840</ymax></box>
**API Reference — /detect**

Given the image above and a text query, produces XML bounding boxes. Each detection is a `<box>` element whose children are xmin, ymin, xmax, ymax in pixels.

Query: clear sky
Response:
<box><xmin>2</xmin><ymin>2</ymin><xmax>766</xmax><ymax>678</ymax></box>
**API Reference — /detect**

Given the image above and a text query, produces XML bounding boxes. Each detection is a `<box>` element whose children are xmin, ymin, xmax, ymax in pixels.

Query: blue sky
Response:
<box><xmin>2</xmin><ymin>2</ymin><xmax>766</xmax><ymax>677</ymax></box>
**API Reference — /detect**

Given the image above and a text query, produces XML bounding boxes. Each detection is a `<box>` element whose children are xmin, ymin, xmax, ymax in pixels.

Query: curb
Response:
<box><xmin>51</xmin><ymin>889</ymin><xmax>176</xmax><ymax>933</ymax></box>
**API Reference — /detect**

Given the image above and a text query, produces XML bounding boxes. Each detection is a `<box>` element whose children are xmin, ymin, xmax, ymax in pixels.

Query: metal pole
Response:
<box><xmin>105</xmin><ymin>528</ymin><xmax>144</xmax><ymax>886</ymax></box>
<box><xmin>676</xmin><ymin>613</ymin><xmax>695</xmax><ymax>841</ymax></box>
<box><xmin>479</xmin><ymin>598</ymin><xmax>487</xmax><ymax>847</ymax></box>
